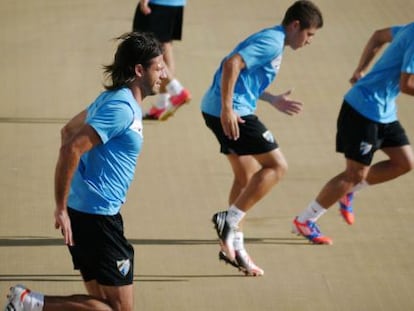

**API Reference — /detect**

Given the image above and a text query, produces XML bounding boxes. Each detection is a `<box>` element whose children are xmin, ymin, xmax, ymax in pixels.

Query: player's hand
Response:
<box><xmin>54</xmin><ymin>208</ymin><xmax>74</xmax><ymax>246</ymax></box>
<box><xmin>220</xmin><ymin>109</ymin><xmax>245</xmax><ymax>141</ymax></box>
<box><xmin>272</xmin><ymin>90</ymin><xmax>303</xmax><ymax>116</ymax></box>
<box><xmin>139</xmin><ymin>0</ymin><xmax>151</xmax><ymax>15</ymax></box>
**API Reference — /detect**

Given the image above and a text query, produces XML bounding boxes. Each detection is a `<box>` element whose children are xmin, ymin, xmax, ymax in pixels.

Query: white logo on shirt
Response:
<box><xmin>271</xmin><ymin>55</ymin><xmax>282</xmax><ymax>72</ymax></box>
<box><xmin>130</xmin><ymin>119</ymin><xmax>143</xmax><ymax>137</ymax></box>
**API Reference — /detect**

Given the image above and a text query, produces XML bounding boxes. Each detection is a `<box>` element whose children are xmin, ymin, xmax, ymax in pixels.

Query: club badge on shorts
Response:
<box><xmin>262</xmin><ymin>130</ymin><xmax>275</xmax><ymax>143</ymax></box>
<box><xmin>360</xmin><ymin>141</ymin><xmax>373</xmax><ymax>155</ymax></box>
<box><xmin>117</xmin><ymin>259</ymin><xmax>131</xmax><ymax>277</ymax></box>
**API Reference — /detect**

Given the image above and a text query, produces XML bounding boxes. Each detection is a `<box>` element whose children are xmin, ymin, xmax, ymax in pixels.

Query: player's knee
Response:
<box><xmin>263</xmin><ymin>161</ymin><xmax>287</xmax><ymax>184</ymax></box>
<box><xmin>401</xmin><ymin>156</ymin><xmax>414</xmax><ymax>174</ymax></box>
<box><xmin>344</xmin><ymin>169</ymin><xmax>365</xmax><ymax>185</ymax></box>
<box><xmin>108</xmin><ymin>301</ymin><xmax>133</xmax><ymax>311</ymax></box>
<box><xmin>273</xmin><ymin>159</ymin><xmax>288</xmax><ymax>178</ymax></box>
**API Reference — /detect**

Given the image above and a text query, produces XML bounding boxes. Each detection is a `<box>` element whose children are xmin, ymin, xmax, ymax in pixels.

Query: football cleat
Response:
<box><xmin>292</xmin><ymin>217</ymin><xmax>333</xmax><ymax>245</ymax></box>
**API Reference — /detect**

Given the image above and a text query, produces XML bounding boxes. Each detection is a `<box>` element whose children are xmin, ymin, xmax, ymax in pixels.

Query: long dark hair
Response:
<box><xmin>103</xmin><ymin>32</ymin><xmax>163</xmax><ymax>90</ymax></box>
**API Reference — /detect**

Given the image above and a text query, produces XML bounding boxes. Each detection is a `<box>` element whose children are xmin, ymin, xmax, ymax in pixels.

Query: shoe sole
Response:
<box><xmin>339</xmin><ymin>209</ymin><xmax>354</xmax><ymax>225</ymax></box>
<box><xmin>219</xmin><ymin>251</ymin><xmax>263</xmax><ymax>276</ymax></box>
<box><xmin>158</xmin><ymin>98</ymin><xmax>191</xmax><ymax>121</ymax></box>
<box><xmin>218</xmin><ymin>251</ymin><xmax>240</xmax><ymax>269</ymax></box>
<box><xmin>292</xmin><ymin>221</ymin><xmax>333</xmax><ymax>245</ymax></box>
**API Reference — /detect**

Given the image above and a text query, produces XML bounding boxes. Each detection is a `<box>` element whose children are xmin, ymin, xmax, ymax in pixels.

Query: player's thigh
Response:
<box><xmin>227</xmin><ymin>153</ymin><xmax>260</xmax><ymax>185</ymax></box>
<box><xmin>382</xmin><ymin>145</ymin><xmax>414</xmax><ymax>169</ymax></box>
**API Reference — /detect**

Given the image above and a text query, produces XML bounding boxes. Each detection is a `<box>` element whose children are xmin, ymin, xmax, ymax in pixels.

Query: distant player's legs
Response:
<box><xmin>162</xmin><ymin>41</ymin><xmax>175</xmax><ymax>79</ymax></box>
<box><xmin>145</xmin><ymin>41</ymin><xmax>191</xmax><ymax>120</ymax></box>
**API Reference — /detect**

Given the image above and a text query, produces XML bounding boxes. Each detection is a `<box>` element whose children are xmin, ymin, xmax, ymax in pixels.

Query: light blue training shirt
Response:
<box><xmin>344</xmin><ymin>23</ymin><xmax>414</xmax><ymax>123</ymax></box>
<box><xmin>201</xmin><ymin>25</ymin><xmax>285</xmax><ymax>117</ymax></box>
<box><xmin>68</xmin><ymin>87</ymin><xmax>144</xmax><ymax>216</ymax></box>
<box><xmin>149</xmin><ymin>0</ymin><xmax>186</xmax><ymax>6</ymax></box>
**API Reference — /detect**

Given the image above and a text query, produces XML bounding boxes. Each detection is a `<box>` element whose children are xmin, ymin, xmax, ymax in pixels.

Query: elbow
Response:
<box><xmin>400</xmin><ymin>85</ymin><xmax>414</xmax><ymax>96</ymax></box>
<box><xmin>400</xmin><ymin>74</ymin><xmax>414</xmax><ymax>96</ymax></box>
<box><xmin>60</xmin><ymin>125</ymin><xmax>69</xmax><ymax>143</ymax></box>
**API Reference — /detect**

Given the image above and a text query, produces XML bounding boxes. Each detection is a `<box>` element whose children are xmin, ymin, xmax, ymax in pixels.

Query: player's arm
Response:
<box><xmin>60</xmin><ymin>110</ymin><xmax>87</xmax><ymax>145</ymax></box>
<box><xmin>400</xmin><ymin>73</ymin><xmax>414</xmax><ymax>96</ymax></box>
<box><xmin>260</xmin><ymin>90</ymin><xmax>303</xmax><ymax>116</ymax></box>
<box><xmin>349</xmin><ymin>27</ymin><xmax>393</xmax><ymax>84</ymax></box>
<box><xmin>221</xmin><ymin>53</ymin><xmax>246</xmax><ymax>140</ymax></box>
<box><xmin>139</xmin><ymin>0</ymin><xmax>151</xmax><ymax>15</ymax></box>
<box><xmin>54</xmin><ymin>124</ymin><xmax>102</xmax><ymax>246</ymax></box>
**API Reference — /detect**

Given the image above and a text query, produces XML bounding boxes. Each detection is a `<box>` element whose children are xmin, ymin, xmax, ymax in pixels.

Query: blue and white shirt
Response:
<box><xmin>344</xmin><ymin>23</ymin><xmax>414</xmax><ymax>123</ymax></box>
<box><xmin>68</xmin><ymin>87</ymin><xmax>143</xmax><ymax>215</ymax></box>
<box><xmin>201</xmin><ymin>25</ymin><xmax>285</xmax><ymax>117</ymax></box>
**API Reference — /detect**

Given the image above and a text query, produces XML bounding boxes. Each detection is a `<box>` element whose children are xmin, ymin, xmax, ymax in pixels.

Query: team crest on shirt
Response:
<box><xmin>262</xmin><ymin>130</ymin><xmax>275</xmax><ymax>143</ymax></box>
<box><xmin>271</xmin><ymin>55</ymin><xmax>282</xmax><ymax>72</ymax></box>
<box><xmin>117</xmin><ymin>259</ymin><xmax>131</xmax><ymax>277</ymax></box>
<box><xmin>130</xmin><ymin>119</ymin><xmax>143</xmax><ymax>137</ymax></box>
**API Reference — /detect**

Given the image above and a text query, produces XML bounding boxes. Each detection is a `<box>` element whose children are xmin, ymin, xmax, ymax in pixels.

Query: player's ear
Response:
<box><xmin>291</xmin><ymin>20</ymin><xmax>301</xmax><ymax>31</ymax></box>
<box><xmin>134</xmin><ymin>64</ymin><xmax>145</xmax><ymax>78</ymax></box>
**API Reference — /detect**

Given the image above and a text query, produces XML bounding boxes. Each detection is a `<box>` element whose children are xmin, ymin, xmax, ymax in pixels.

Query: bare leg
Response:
<box><xmin>43</xmin><ymin>281</ymin><xmax>133</xmax><ymax>311</ymax></box>
<box><xmin>162</xmin><ymin>41</ymin><xmax>175</xmax><ymax>77</ymax></box>
<box><xmin>365</xmin><ymin>145</ymin><xmax>414</xmax><ymax>185</ymax></box>
<box><xmin>229</xmin><ymin>148</ymin><xmax>288</xmax><ymax>212</ymax></box>
<box><xmin>316</xmin><ymin>145</ymin><xmax>414</xmax><ymax>209</ymax></box>
<box><xmin>227</xmin><ymin>154</ymin><xmax>261</xmax><ymax>205</ymax></box>
<box><xmin>157</xmin><ymin>41</ymin><xmax>174</xmax><ymax>94</ymax></box>
<box><xmin>316</xmin><ymin>158</ymin><xmax>369</xmax><ymax>209</ymax></box>
<box><xmin>44</xmin><ymin>295</ymin><xmax>111</xmax><ymax>311</ymax></box>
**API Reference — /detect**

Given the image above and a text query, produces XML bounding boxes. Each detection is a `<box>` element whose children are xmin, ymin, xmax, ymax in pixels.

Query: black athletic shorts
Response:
<box><xmin>67</xmin><ymin>207</ymin><xmax>134</xmax><ymax>286</ymax></box>
<box><xmin>202</xmin><ymin>112</ymin><xmax>278</xmax><ymax>155</ymax></box>
<box><xmin>132</xmin><ymin>3</ymin><xmax>184</xmax><ymax>42</ymax></box>
<box><xmin>336</xmin><ymin>101</ymin><xmax>410</xmax><ymax>165</ymax></box>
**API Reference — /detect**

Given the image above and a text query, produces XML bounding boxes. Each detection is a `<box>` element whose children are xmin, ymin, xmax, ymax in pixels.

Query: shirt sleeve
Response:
<box><xmin>390</xmin><ymin>25</ymin><xmax>403</xmax><ymax>38</ymax></box>
<box><xmin>238</xmin><ymin>33</ymin><xmax>282</xmax><ymax>70</ymax></box>
<box><xmin>391</xmin><ymin>24</ymin><xmax>414</xmax><ymax>74</ymax></box>
<box><xmin>86</xmin><ymin>101</ymin><xmax>133</xmax><ymax>144</ymax></box>
<box><xmin>402</xmin><ymin>32</ymin><xmax>414</xmax><ymax>74</ymax></box>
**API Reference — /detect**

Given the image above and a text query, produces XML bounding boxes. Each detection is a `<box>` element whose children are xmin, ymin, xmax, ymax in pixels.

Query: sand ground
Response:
<box><xmin>1</xmin><ymin>1</ymin><xmax>414</xmax><ymax>310</ymax></box>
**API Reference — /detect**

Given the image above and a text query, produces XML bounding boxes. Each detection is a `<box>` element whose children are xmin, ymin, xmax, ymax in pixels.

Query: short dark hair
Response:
<box><xmin>282</xmin><ymin>0</ymin><xmax>323</xmax><ymax>30</ymax></box>
<box><xmin>103</xmin><ymin>32</ymin><xmax>163</xmax><ymax>90</ymax></box>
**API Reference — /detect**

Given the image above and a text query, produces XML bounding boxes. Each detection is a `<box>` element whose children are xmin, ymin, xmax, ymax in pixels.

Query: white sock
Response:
<box><xmin>351</xmin><ymin>180</ymin><xmax>369</xmax><ymax>193</ymax></box>
<box><xmin>166</xmin><ymin>79</ymin><xmax>184</xmax><ymax>96</ymax></box>
<box><xmin>297</xmin><ymin>200</ymin><xmax>327</xmax><ymax>223</ymax></box>
<box><xmin>154</xmin><ymin>93</ymin><xmax>170</xmax><ymax>109</ymax></box>
<box><xmin>233</xmin><ymin>231</ymin><xmax>245</xmax><ymax>251</ymax></box>
<box><xmin>23</xmin><ymin>291</ymin><xmax>44</xmax><ymax>311</ymax></box>
<box><xmin>226</xmin><ymin>205</ymin><xmax>245</xmax><ymax>229</ymax></box>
